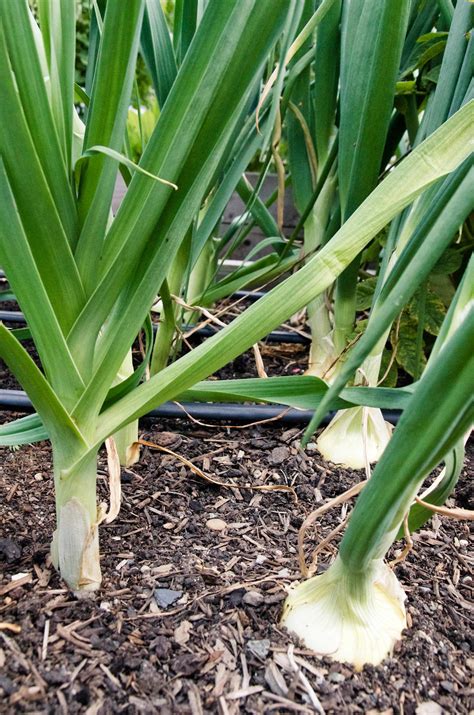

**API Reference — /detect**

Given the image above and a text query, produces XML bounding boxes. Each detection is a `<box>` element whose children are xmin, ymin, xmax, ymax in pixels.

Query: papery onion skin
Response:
<box><xmin>281</xmin><ymin>556</ymin><xmax>406</xmax><ymax>670</ymax></box>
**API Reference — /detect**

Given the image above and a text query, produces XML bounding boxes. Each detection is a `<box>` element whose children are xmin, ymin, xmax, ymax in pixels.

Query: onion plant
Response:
<box><xmin>282</xmin><ymin>293</ymin><xmax>473</xmax><ymax>669</ymax></box>
<box><xmin>0</xmin><ymin>0</ymin><xmax>293</xmax><ymax>591</ymax></box>
<box><xmin>0</xmin><ymin>0</ymin><xmax>472</xmax><ymax>604</ymax></box>
<box><xmin>284</xmin><ymin>0</ymin><xmax>473</xmax><ymax>469</ymax></box>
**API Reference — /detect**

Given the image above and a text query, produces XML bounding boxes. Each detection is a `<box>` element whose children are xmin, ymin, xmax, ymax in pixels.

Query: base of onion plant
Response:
<box><xmin>282</xmin><ymin>556</ymin><xmax>406</xmax><ymax>670</ymax></box>
<box><xmin>282</xmin><ymin>311</ymin><xmax>473</xmax><ymax>669</ymax></box>
<box><xmin>304</xmin><ymin>174</ymin><xmax>338</xmax><ymax>381</ymax></box>
<box><xmin>50</xmin><ymin>448</ymin><xmax>102</xmax><ymax>593</ymax></box>
<box><xmin>316</xmin><ymin>405</ymin><xmax>392</xmax><ymax>470</ymax></box>
<box><xmin>306</xmin><ymin>293</ymin><xmax>337</xmax><ymax>380</ymax></box>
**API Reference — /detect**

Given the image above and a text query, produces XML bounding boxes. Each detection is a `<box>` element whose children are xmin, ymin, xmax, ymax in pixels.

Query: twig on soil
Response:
<box><xmin>0</xmin><ymin>632</ymin><xmax>46</xmax><ymax>694</ymax></box>
<box><xmin>0</xmin><ymin>572</ymin><xmax>32</xmax><ymax>595</ymax></box>
<box><xmin>0</xmin><ymin>622</ymin><xmax>21</xmax><ymax>634</ymax></box>
<box><xmin>41</xmin><ymin>619</ymin><xmax>50</xmax><ymax>661</ymax></box>
<box><xmin>286</xmin><ymin>644</ymin><xmax>325</xmax><ymax>714</ymax></box>
<box><xmin>414</xmin><ymin>497</ymin><xmax>474</xmax><ymax>521</ymax></box>
<box><xmin>390</xmin><ymin>513</ymin><xmax>414</xmax><ymax>567</ymax></box>
<box><xmin>253</xmin><ymin>343</ymin><xmax>268</xmax><ymax>378</ymax></box>
<box><xmin>298</xmin><ymin>481</ymin><xmax>367</xmax><ymax>577</ymax></box>
<box><xmin>172</xmin><ymin>400</ymin><xmax>295</xmax><ymax>430</ymax></box>
<box><xmin>306</xmin><ymin>518</ymin><xmax>348</xmax><ymax>577</ymax></box>
<box><xmin>138</xmin><ymin>438</ymin><xmax>298</xmax><ymax>501</ymax></box>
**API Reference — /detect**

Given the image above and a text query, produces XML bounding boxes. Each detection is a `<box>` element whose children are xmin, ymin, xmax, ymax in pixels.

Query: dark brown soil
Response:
<box><xmin>0</xmin><ymin>417</ymin><xmax>472</xmax><ymax>714</ymax></box>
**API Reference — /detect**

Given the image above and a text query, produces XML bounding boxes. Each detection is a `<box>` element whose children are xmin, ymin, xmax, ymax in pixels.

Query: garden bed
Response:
<box><xmin>0</xmin><ymin>418</ymin><xmax>472</xmax><ymax>714</ymax></box>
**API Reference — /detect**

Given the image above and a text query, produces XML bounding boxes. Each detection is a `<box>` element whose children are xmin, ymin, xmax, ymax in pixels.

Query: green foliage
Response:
<box><xmin>392</xmin><ymin>312</ymin><xmax>427</xmax><ymax>378</ymax></box>
<box><xmin>126</xmin><ymin>98</ymin><xmax>160</xmax><ymax>162</ymax></box>
<box><xmin>408</xmin><ymin>287</ymin><xmax>446</xmax><ymax>336</ymax></box>
<box><xmin>355</xmin><ymin>277</ymin><xmax>377</xmax><ymax>311</ymax></box>
<box><xmin>379</xmin><ymin>347</ymin><xmax>398</xmax><ymax>388</ymax></box>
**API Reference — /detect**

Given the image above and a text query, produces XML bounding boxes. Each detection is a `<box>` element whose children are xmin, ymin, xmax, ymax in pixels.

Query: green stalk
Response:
<box><xmin>149</xmin><ymin>232</ymin><xmax>192</xmax><ymax>376</ymax></box>
<box><xmin>305</xmin><ymin>170</ymin><xmax>338</xmax><ymax>377</ymax></box>
<box><xmin>51</xmin><ymin>445</ymin><xmax>101</xmax><ymax>593</ymax></box>
<box><xmin>334</xmin><ymin>0</ymin><xmax>411</xmax><ymax>351</ymax></box>
<box><xmin>150</xmin><ymin>280</ymin><xmax>176</xmax><ymax>376</ymax></box>
<box><xmin>111</xmin><ymin>350</ymin><xmax>140</xmax><ymax>467</ymax></box>
<box><xmin>340</xmin><ymin>310</ymin><xmax>474</xmax><ymax>572</ymax></box>
<box><xmin>185</xmin><ymin>236</ymin><xmax>218</xmax><ymax>322</ymax></box>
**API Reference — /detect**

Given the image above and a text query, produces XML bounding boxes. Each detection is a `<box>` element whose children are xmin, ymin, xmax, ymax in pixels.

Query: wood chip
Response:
<box><xmin>206</xmin><ymin>518</ymin><xmax>227</xmax><ymax>532</ymax></box>
<box><xmin>0</xmin><ymin>622</ymin><xmax>21</xmax><ymax>634</ymax></box>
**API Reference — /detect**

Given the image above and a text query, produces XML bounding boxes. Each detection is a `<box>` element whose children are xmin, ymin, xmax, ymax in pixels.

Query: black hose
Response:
<box><xmin>0</xmin><ymin>311</ymin><xmax>25</xmax><ymax>323</ymax></box>
<box><xmin>0</xmin><ymin>388</ymin><xmax>400</xmax><ymax>426</ymax></box>
<box><xmin>233</xmin><ymin>290</ymin><xmax>266</xmax><ymax>301</ymax></box>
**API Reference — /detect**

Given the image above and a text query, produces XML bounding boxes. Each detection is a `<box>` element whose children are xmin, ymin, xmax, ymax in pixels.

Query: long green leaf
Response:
<box><xmin>0</xmin><ymin>324</ymin><xmax>87</xmax><ymax>452</ymax></box>
<box><xmin>75</xmin><ymin>0</ymin><xmax>145</xmax><ymax>293</ymax></box>
<box><xmin>340</xmin><ymin>310</ymin><xmax>474</xmax><ymax>571</ymax></box>
<box><xmin>0</xmin><ymin>22</ymin><xmax>85</xmax><ymax>334</ymax></box>
<box><xmin>68</xmin><ymin>0</ymin><xmax>291</xmax><ymax>421</ymax></box>
<box><xmin>181</xmin><ymin>377</ymin><xmax>412</xmax><ymax>412</ymax></box>
<box><xmin>38</xmin><ymin>0</ymin><xmax>76</xmax><ymax>173</ymax></box>
<box><xmin>312</xmin><ymin>0</ymin><xmax>341</xmax><ymax>166</ymax></box>
<box><xmin>0</xmin><ymin>161</ymin><xmax>86</xmax><ymax>402</ymax></box>
<box><xmin>0</xmin><ymin>1</ymin><xmax>77</xmax><ymax>241</ymax></box>
<box><xmin>418</xmin><ymin>0</ymin><xmax>473</xmax><ymax>142</ymax></box>
<box><xmin>141</xmin><ymin>0</ymin><xmax>178</xmax><ymax>108</ymax></box>
<box><xmin>92</xmin><ymin>102</ymin><xmax>473</xmax><ymax>447</ymax></box>
<box><xmin>334</xmin><ymin>0</ymin><xmax>411</xmax><ymax>351</ymax></box>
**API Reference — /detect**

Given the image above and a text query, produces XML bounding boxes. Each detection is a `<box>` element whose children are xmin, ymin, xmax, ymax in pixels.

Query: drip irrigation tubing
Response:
<box><xmin>0</xmin><ymin>309</ymin><xmax>309</xmax><ymax>345</ymax></box>
<box><xmin>0</xmin><ymin>389</ymin><xmax>400</xmax><ymax>426</ymax></box>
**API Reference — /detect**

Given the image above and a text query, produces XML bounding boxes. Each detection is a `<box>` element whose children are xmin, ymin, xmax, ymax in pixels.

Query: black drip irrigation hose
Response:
<box><xmin>233</xmin><ymin>290</ymin><xmax>266</xmax><ymax>301</ymax></box>
<box><xmin>0</xmin><ymin>310</ymin><xmax>25</xmax><ymax>323</ymax></box>
<box><xmin>0</xmin><ymin>389</ymin><xmax>401</xmax><ymax>426</ymax></box>
<box><xmin>0</xmin><ymin>308</ymin><xmax>309</xmax><ymax>345</ymax></box>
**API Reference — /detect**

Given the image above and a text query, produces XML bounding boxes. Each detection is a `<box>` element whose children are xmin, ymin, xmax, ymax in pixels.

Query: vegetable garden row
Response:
<box><xmin>0</xmin><ymin>0</ymin><xmax>472</xmax><ymax>706</ymax></box>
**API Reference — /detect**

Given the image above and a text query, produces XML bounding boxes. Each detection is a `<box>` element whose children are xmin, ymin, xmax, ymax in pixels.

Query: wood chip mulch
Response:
<box><xmin>0</xmin><ymin>420</ymin><xmax>472</xmax><ymax>714</ymax></box>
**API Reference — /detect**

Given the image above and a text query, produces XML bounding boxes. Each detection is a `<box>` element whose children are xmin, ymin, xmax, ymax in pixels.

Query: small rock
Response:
<box><xmin>0</xmin><ymin>675</ymin><xmax>16</xmax><ymax>695</ymax></box>
<box><xmin>440</xmin><ymin>681</ymin><xmax>454</xmax><ymax>693</ymax></box>
<box><xmin>40</xmin><ymin>668</ymin><xmax>69</xmax><ymax>686</ymax></box>
<box><xmin>153</xmin><ymin>432</ymin><xmax>182</xmax><ymax>448</ymax></box>
<box><xmin>270</xmin><ymin>446</ymin><xmax>289</xmax><ymax>465</ymax></box>
<box><xmin>205</xmin><ymin>518</ymin><xmax>227</xmax><ymax>532</ymax></box>
<box><xmin>247</xmin><ymin>638</ymin><xmax>270</xmax><ymax>659</ymax></box>
<box><xmin>0</xmin><ymin>538</ymin><xmax>21</xmax><ymax>563</ymax></box>
<box><xmin>328</xmin><ymin>672</ymin><xmax>345</xmax><ymax>683</ymax></box>
<box><xmin>415</xmin><ymin>702</ymin><xmax>443</xmax><ymax>715</ymax></box>
<box><xmin>243</xmin><ymin>590</ymin><xmax>264</xmax><ymax>607</ymax></box>
<box><xmin>154</xmin><ymin>588</ymin><xmax>182</xmax><ymax>609</ymax></box>
<box><xmin>281</xmin><ymin>429</ymin><xmax>299</xmax><ymax>442</ymax></box>
<box><xmin>466</xmin><ymin>657</ymin><xmax>474</xmax><ymax>671</ymax></box>
<box><xmin>34</xmin><ymin>472</ymin><xmax>43</xmax><ymax>481</ymax></box>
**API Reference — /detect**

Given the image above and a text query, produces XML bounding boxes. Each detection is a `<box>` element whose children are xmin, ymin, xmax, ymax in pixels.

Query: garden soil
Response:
<box><xmin>0</xmin><ymin>411</ymin><xmax>472</xmax><ymax>714</ymax></box>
